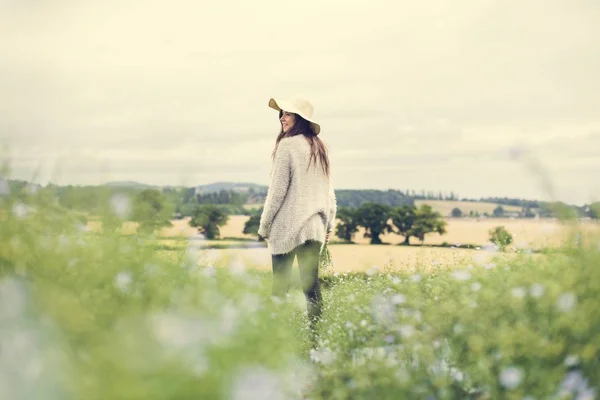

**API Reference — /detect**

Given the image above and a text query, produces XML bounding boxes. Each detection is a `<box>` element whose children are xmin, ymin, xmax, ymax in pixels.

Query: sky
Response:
<box><xmin>1</xmin><ymin>0</ymin><xmax>599</xmax><ymax>205</ymax></box>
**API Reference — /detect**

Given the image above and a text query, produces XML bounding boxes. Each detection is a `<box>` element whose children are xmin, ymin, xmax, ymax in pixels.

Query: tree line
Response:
<box><xmin>241</xmin><ymin>203</ymin><xmax>448</xmax><ymax>245</ymax></box>
<box><xmin>5</xmin><ymin>180</ymin><xmax>599</xmax><ymax>236</ymax></box>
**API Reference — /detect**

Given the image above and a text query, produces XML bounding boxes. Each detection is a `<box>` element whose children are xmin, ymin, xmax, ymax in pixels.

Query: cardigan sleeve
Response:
<box><xmin>327</xmin><ymin>184</ymin><xmax>337</xmax><ymax>233</ymax></box>
<box><xmin>258</xmin><ymin>142</ymin><xmax>292</xmax><ymax>238</ymax></box>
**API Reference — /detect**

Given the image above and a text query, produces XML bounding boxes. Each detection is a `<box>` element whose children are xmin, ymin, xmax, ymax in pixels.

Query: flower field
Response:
<box><xmin>1</xmin><ymin>185</ymin><xmax>599</xmax><ymax>399</ymax></box>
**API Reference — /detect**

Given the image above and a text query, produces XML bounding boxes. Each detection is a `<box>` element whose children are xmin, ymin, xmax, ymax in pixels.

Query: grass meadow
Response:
<box><xmin>2</xmin><ymin>186</ymin><xmax>600</xmax><ymax>399</ymax></box>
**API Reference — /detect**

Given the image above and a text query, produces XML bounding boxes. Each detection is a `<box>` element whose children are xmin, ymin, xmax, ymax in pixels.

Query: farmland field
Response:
<box><xmin>86</xmin><ymin>215</ymin><xmax>599</xmax><ymax>272</ymax></box>
<box><xmin>88</xmin><ymin>215</ymin><xmax>599</xmax><ymax>249</ymax></box>
<box><xmin>190</xmin><ymin>244</ymin><xmax>513</xmax><ymax>274</ymax></box>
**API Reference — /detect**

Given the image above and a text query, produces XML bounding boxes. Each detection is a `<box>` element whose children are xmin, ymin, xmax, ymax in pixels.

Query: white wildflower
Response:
<box><xmin>76</xmin><ymin>222</ymin><xmax>88</xmax><ymax>233</ymax></box>
<box><xmin>371</xmin><ymin>295</ymin><xmax>396</xmax><ymax>326</ymax></box>
<box><xmin>310</xmin><ymin>347</ymin><xmax>337</xmax><ymax>365</ymax></box>
<box><xmin>397</xmin><ymin>324</ymin><xmax>415</xmax><ymax>338</ymax></box>
<box><xmin>218</xmin><ymin>303</ymin><xmax>240</xmax><ymax>338</ymax></box>
<box><xmin>577</xmin><ymin>389</ymin><xmax>596</xmax><ymax>400</ymax></box>
<box><xmin>499</xmin><ymin>366</ymin><xmax>523</xmax><ymax>389</ymax></box>
<box><xmin>511</xmin><ymin>287</ymin><xmax>527</xmax><ymax>299</ymax></box>
<box><xmin>114</xmin><ymin>271</ymin><xmax>133</xmax><ymax>293</ymax></box>
<box><xmin>367</xmin><ymin>266</ymin><xmax>379</xmax><ymax>276</ymax></box>
<box><xmin>203</xmin><ymin>265</ymin><xmax>216</xmax><ymax>277</ymax></box>
<box><xmin>391</xmin><ymin>294</ymin><xmax>406</xmax><ymax>305</ymax></box>
<box><xmin>151</xmin><ymin>314</ymin><xmax>211</xmax><ymax>349</ymax></box>
<box><xmin>483</xmin><ymin>243</ymin><xmax>499</xmax><ymax>253</ymax></box>
<box><xmin>231</xmin><ymin>367</ymin><xmax>284</xmax><ymax>400</ymax></box>
<box><xmin>109</xmin><ymin>193</ymin><xmax>131</xmax><ymax>219</ymax></box>
<box><xmin>230</xmin><ymin>258</ymin><xmax>247</xmax><ymax>276</ymax></box>
<box><xmin>530</xmin><ymin>283</ymin><xmax>545</xmax><ymax>298</ymax></box>
<box><xmin>412</xmin><ymin>310</ymin><xmax>422</xmax><ymax>322</ymax></box>
<box><xmin>471</xmin><ymin>282</ymin><xmax>482</xmax><ymax>291</ymax></box>
<box><xmin>564</xmin><ymin>355</ymin><xmax>580</xmax><ymax>367</ymax></box>
<box><xmin>451</xmin><ymin>270</ymin><xmax>471</xmax><ymax>281</ymax></box>
<box><xmin>240</xmin><ymin>294</ymin><xmax>261</xmax><ymax>314</ymax></box>
<box><xmin>12</xmin><ymin>202</ymin><xmax>29</xmax><ymax>219</ymax></box>
<box><xmin>556</xmin><ymin>292</ymin><xmax>577</xmax><ymax>312</ymax></box>
<box><xmin>559</xmin><ymin>370</ymin><xmax>591</xmax><ymax>396</ymax></box>
<box><xmin>450</xmin><ymin>367</ymin><xmax>464</xmax><ymax>382</ymax></box>
<box><xmin>410</xmin><ymin>274</ymin><xmax>421</xmax><ymax>283</ymax></box>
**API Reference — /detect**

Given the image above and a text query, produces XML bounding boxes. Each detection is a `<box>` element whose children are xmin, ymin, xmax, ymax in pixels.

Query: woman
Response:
<box><xmin>258</xmin><ymin>96</ymin><xmax>337</xmax><ymax>337</ymax></box>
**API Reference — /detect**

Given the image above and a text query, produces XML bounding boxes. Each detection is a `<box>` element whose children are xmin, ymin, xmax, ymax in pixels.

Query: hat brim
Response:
<box><xmin>269</xmin><ymin>98</ymin><xmax>321</xmax><ymax>135</ymax></box>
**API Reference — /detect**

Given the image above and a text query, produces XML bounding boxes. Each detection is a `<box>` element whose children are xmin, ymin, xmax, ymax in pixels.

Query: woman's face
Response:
<box><xmin>280</xmin><ymin>110</ymin><xmax>296</xmax><ymax>133</ymax></box>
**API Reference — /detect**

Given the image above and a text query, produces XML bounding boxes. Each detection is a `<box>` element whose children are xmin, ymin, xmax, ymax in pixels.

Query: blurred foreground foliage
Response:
<box><xmin>1</xmin><ymin>173</ymin><xmax>599</xmax><ymax>399</ymax></box>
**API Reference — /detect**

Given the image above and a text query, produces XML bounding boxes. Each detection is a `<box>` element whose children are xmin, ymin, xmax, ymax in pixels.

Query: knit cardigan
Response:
<box><xmin>258</xmin><ymin>135</ymin><xmax>337</xmax><ymax>255</ymax></box>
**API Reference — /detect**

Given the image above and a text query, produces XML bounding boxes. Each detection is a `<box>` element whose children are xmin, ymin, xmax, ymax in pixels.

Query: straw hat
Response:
<box><xmin>268</xmin><ymin>96</ymin><xmax>321</xmax><ymax>135</ymax></box>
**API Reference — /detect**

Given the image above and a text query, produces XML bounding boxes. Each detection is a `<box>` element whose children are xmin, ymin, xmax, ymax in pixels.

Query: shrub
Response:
<box><xmin>451</xmin><ymin>207</ymin><xmax>463</xmax><ymax>218</ymax></box>
<box><xmin>489</xmin><ymin>225</ymin><xmax>513</xmax><ymax>250</ymax></box>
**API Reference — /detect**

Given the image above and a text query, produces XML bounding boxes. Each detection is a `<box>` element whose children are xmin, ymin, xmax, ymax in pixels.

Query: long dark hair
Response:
<box><xmin>272</xmin><ymin>111</ymin><xmax>330</xmax><ymax>177</ymax></box>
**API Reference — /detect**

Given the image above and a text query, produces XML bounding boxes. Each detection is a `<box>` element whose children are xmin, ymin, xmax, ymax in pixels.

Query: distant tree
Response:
<box><xmin>131</xmin><ymin>189</ymin><xmax>173</xmax><ymax>234</ymax></box>
<box><xmin>334</xmin><ymin>189</ymin><xmax>413</xmax><ymax>208</ymax></box>
<box><xmin>520</xmin><ymin>206</ymin><xmax>536</xmax><ymax>218</ymax></box>
<box><xmin>538</xmin><ymin>201</ymin><xmax>579</xmax><ymax>219</ymax></box>
<box><xmin>218</xmin><ymin>190</ymin><xmax>229</xmax><ymax>204</ymax></box>
<box><xmin>492</xmin><ymin>206</ymin><xmax>505</xmax><ymax>218</ymax></box>
<box><xmin>355</xmin><ymin>202</ymin><xmax>393</xmax><ymax>244</ymax></box>
<box><xmin>489</xmin><ymin>226</ymin><xmax>513</xmax><ymax>251</ymax></box>
<box><xmin>391</xmin><ymin>205</ymin><xmax>417</xmax><ymax>245</ymax></box>
<box><xmin>189</xmin><ymin>205</ymin><xmax>229</xmax><ymax>239</ymax></box>
<box><xmin>182</xmin><ymin>188</ymin><xmax>196</xmax><ymax>204</ymax></box>
<box><xmin>408</xmin><ymin>204</ymin><xmax>447</xmax><ymax>243</ymax></box>
<box><xmin>589</xmin><ymin>202</ymin><xmax>600</xmax><ymax>219</ymax></box>
<box><xmin>335</xmin><ymin>207</ymin><xmax>360</xmax><ymax>242</ymax></box>
<box><xmin>243</xmin><ymin>213</ymin><xmax>264</xmax><ymax>241</ymax></box>
<box><xmin>451</xmin><ymin>207</ymin><xmax>463</xmax><ymax>218</ymax></box>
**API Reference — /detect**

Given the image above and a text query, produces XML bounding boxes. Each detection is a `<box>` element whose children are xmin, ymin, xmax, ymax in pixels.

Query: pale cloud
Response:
<box><xmin>1</xmin><ymin>0</ymin><xmax>599</xmax><ymax>204</ymax></box>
